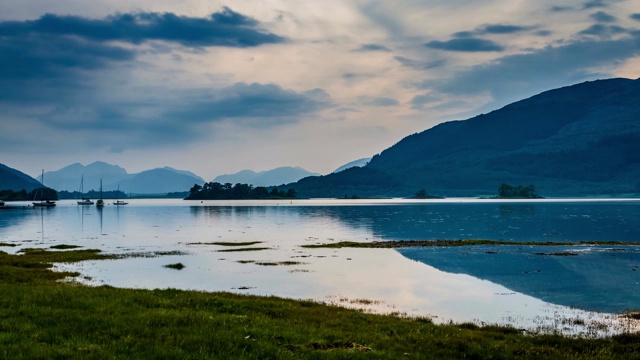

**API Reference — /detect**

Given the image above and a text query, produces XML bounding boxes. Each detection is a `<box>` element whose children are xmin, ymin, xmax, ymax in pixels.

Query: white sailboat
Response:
<box><xmin>33</xmin><ymin>169</ymin><xmax>56</xmax><ymax>207</ymax></box>
<box><xmin>113</xmin><ymin>184</ymin><xmax>128</xmax><ymax>205</ymax></box>
<box><xmin>77</xmin><ymin>175</ymin><xmax>94</xmax><ymax>205</ymax></box>
<box><xmin>96</xmin><ymin>179</ymin><xmax>104</xmax><ymax>207</ymax></box>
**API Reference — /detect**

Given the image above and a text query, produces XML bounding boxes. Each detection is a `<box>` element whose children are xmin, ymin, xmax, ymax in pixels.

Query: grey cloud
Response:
<box><xmin>550</xmin><ymin>6</ymin><xmax>573</xmax><ymax>12</ymax></box>
<box><xmin>411</xmin><ymin>93</ymin><xmax>441</xmax><ymax>110</ymax></box>
<box><xmin>0</xmin><ymin>8</ymin><xmax>285</xmax><ymax>48</ymax></box>
<box><xmin>425</xmin><ymin>37</ymin><xmax>504</xmax><ymax>52</ymax></box>
<box><xmin>357</xmin><ymin>96</ymin><xmax>399</xmax><ymax>107</ymax></box>
<box><xmin>631</xmin><ymin>14</ymin><xmax>640</xmax><ymax>21</ymax></box>
<box><xmin>590</xmin><ymin>11</ymin><xmax>617</xmax><ymax>23</ymax></box>
<box><xmin>165</xmin><ymin>83</ymin><xmax>332</xmax><ymax>124</ymax></box>
<box><xmin>583</xmin><ymin>0</ymin><xmax>608</xmax><ymax>9</ymax></box>
<box><xmin>394</xmin><ymin>56</ymin><xmax>445</xmax><ymax>70</ymax></box>
<box><xmin>478</xmin><ymin>24</ymin><xmax>535</xmax><ymax>34</ymax></box>
<box><xmin>354</xmin><ymin>43</ymin><xmax>391</xmax><ymax>52</ymax></box>
<box><xmin>579</xmin><ymin>24</ymin><xmax>627</xmax><ymax>37</ymax></box>
<box><xmin>431</xmin><ymin>34</ymin><xmax>640</xmax><ymax>110</ymax></box>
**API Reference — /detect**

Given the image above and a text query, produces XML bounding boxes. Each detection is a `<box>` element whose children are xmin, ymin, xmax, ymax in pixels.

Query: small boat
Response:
<box><xmin>0</xmin><ymin>200</ymin><xmax>5</xmax><ymax>206</ymax></box>
<box><xmin>113</xmin><ymin>185</ymin><xmax>128</xmax><ymax>205</ymax></box>
<box><xmin>33</xmin><ymin>169</ymin><xmax>56</xmax><ymax>207</ymax></box>
<box><xmin>96</xmin><ymin>179</ymin><xmax>105</xmax><ymax>207</ymax></box>
<box><xmin>77</xmin><ymin>175</ymin><xmax>94</xmax><ymax>205</ymax></box>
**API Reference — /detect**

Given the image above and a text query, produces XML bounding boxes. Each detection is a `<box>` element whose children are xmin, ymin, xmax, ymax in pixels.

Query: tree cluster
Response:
<box><xmin>186</xmin><ymin>182</ymin><xmax>297</xmax><ymax>200</ymax></box>
<box><xmin>497</xmin><ymin>183</ymin><xmax>542</xmax><ymax>199</ymax></box>
<box><xmin>0</xmin><ymin>188</ymin><xmax>59</xmax><ymax>201</ymax></box>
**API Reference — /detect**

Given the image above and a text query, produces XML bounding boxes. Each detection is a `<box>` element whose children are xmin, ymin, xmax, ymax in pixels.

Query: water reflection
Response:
<box><xmin>2</xmin><ymin>199</ymin><xmax>640</xmax><ymax>330</ymax></box>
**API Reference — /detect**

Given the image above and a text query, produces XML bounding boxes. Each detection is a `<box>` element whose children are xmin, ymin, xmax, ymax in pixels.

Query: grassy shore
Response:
<box><xmin>1</xmin><ymin>248</ymin><xmax>639</xmax><ymax>358</ymax></box>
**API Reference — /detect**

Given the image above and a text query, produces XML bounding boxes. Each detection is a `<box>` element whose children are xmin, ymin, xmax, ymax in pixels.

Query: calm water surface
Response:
<box><xmin>1</xmin><ymin>198</ymin><xmax>639</xmax><ymax>334</ymax></box>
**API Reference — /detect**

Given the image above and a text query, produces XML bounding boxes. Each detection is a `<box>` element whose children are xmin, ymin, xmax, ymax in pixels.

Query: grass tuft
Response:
<box><xmin>164</xmin><ymin>263</ymin><xmax>186</xmax><ymax>270</ymax></box>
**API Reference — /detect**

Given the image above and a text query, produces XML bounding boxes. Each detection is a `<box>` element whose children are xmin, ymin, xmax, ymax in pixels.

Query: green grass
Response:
<box><xmin>50</xmin><ymin>244</ymin><xmax>82</xmax><ymax>250</ymax></box>
<box><xmin>1</xmin><ymin>249</ymin><xmax>639</xmax><ymax>358</ymax></box>
<box><xmin>0</xmin><ymin>242</ymin><xmax>18</xmax><ymax>247</ymax></box>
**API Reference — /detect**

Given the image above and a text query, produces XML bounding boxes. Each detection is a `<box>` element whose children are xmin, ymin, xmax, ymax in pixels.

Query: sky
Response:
<box><xmin>1</xmin><ymin>0</ymin><xmax>639</xmax><ymax>180</ymax></box>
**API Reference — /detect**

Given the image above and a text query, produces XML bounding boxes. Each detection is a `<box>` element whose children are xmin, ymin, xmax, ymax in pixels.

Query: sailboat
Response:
<box><xmin>113</xmin><ymin>184</ymin><xmax>128</xmax><ymax>205</ymax></box>
<box><xmin>33</xmin><ymin>169</ymin><xmax>56</xmax><ymax>207</ymax></box>
<box><xmin>77</xmin><ymin>175</ymin><xmax>94</xmax><ymax>205</ymax></box>
<box><xmin>96</xmin><ymin>179</ymin><xmax>105</xmax><ymax>207</ymax></box>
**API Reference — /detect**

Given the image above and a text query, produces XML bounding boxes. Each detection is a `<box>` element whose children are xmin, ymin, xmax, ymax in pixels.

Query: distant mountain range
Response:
<box><xmin>213</xmin><ymin>167</ymin><xmax>319</xmax><ymax>187</ymax></box>
<box><xmin>283</xmin><ymin>77</ymin><xmax>640</xmax><ymax>197</ymax></box>
<box><xmin>42</xmin><ymin>162</ymin><xmax>205</xmax><ymax>194</ymax></box>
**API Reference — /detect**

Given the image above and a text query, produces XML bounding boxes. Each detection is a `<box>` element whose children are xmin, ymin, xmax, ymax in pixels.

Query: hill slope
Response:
<box><xmin>286</xmin><ymin>78</ymin><xmax>640</xmax><ymax>197</ymax></box>
<box><xmin>0</xmin><ymin>163</ymin><xmax>41</xmax><ymax>191</ymax></box>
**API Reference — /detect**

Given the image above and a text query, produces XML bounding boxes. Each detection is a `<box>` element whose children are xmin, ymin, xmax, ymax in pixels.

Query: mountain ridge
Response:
<box><xmin>282</xmin><ymin>77</ymin><xmax>640</xmax><ymax>197</ymax></box>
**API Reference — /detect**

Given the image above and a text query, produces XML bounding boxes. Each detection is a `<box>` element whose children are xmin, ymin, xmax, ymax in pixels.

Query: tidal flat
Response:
<box><xmin>2</xmin><ymin>248</ymin><xmax>640</xmax><ymax>359</ymax></box>
<box><xmin>2</xmin><ymin>198</ymin><xmax>640</xmax><ymax>337</ymax></box>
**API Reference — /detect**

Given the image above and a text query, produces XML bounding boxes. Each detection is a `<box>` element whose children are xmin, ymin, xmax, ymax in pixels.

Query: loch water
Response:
<box><xmin>1</xmin><ymin>198</ymin><xmax>639</xmax><ymax>333</ymax></box>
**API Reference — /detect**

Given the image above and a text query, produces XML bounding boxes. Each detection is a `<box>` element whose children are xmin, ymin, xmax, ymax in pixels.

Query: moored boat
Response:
<box><xmin>33</xmin><ymin>169</ymin><xmax>56</xmax><ymax>207</ymax></box>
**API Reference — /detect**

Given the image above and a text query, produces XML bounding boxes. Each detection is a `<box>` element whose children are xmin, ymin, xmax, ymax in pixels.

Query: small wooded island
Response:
<box><xmin>491</xmin><ymin>183</ymin><xmax>543</xmax><ymax>199</ymax></box>
<box><xmin>186</xmin><ymin>182</ymin><xmax>297</xmax><ymax>200</ymax></box>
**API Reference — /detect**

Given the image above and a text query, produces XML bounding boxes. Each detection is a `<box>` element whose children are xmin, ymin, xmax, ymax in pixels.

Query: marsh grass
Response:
<box><xmin>218</xmin><ymin>247</ymin><xmax>271</xmax><ymax>252</ymax></box>
<box><xmin>1</xmin><ymin>249</ymin><xmax>640</xmax><ymax>358</ymax></box>
<box><xmin>255</xmin><ymin>261</ymin><xmax>306</xmax><ymax>266</ymax></box>
<box><xmin>50</xmin><ymin>244</ymin><xmax>82</xmax><ymax>250</ymax></box>
<box><xmin>0</xmin><ymin>242</ymin><xmax>18</xmax><ymax>247</ymax></box>
<box><xmin>164</xmin><ymin>262</ymin><xmax>185</xmax><ymax>270</ymax></box>
<box><xmin>189</xmin><ymin>241</ymin><xmax>263</xmax><ymax>246</ymax></box>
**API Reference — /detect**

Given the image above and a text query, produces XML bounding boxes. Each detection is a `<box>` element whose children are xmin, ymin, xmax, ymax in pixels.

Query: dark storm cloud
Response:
<box><xmin>354</xmin><ymin>43</ymin><xmax>391</xmax><ymax>52</ymax></box>
<box><xmin>0</xmin><ymin>8</ymin><xmax>285</xmax><ymax>47</ymax></box>
<box><xmin>590</xmin><ymin>11</ymin><xmax>617</xmax><ymax>23</ymax></box>
<box><xmin>431</xmin><ymin>33</ymin><xmax>640</xmax><ymax>110</ymax></box>
<box><xmin>425</xmin><ymin>37</ymin><xmax>504</xmax><ymax>52</ymax></box>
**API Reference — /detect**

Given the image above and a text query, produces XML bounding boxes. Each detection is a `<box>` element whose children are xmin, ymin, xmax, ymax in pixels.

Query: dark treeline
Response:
<box><xmin>0</xmin><ymin>188</ymin><xmax>59</xmax><ymax>201</ymax></box>
<box><xmin>186</xmin><ymin>182</ymin><xmax>297</xmax><ymax>200</ymax></box>
<box><xmin>497</xmin><ymin>183</ymin><xmax>542</xmax><ymax>199</ymax></box>
<box><xmin>58</xmin><ymin>190</ymin><xmax>127</xmax><ymax>200</ymax></box>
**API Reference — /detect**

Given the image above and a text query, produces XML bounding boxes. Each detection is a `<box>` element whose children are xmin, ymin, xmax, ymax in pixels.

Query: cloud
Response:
<box><xmin>425</xmin><ymin>37</ymin><xmax>504</xmax><ymax>52</ymax></box>
<box><xmin>354</xmin><ymin>43</ymin><xmax>391</xmax><ymax>52</ymax></box>
<box><xmin>583</xmin><ymin>0</ymin><xmax>608</xmax><ymax>9</ymax></box>
<box><xmin>394</xmin><ymin>56</ymin><xmax>445</xmax><ymax>70</ymax></box>
<box><xmin>579</xmin><ymin>24</ymin><xmax>627</xmax><ymax>37</ymax></box>
<box><xmin>590</xmin><ymin>11</ymin><xmax>617</xmax><ymax>23</ymax></box>
<box><xmin>0</xmin><ymin>8</ymin><xmax>285</xmax><ymax>48</ymax></box>
<box><xmin>630</xmin><ymin>14</ymin><xmax>640</xmax><ymax>21</ymax></box>
<box><xmin>550</xmin><ymin>6</ymin><xmax>574</xmax><ymax>12</ymax></box>
<box><xmin>357</xmin><ymin>96</ymin><xmax>399</xmax><ymax>107</ymax></box>
<box><xmin>477</xmin><ymin>24</ymin><xmax>536</xmax><ymax>34</ymax></box>
<box><xmin>431</xmin><ymin>34</ymin><xmax>640</xmax><ymax>109</ymax></box>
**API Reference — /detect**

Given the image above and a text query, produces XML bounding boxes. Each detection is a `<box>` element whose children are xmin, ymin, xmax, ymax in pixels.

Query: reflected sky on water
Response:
<box><xmin>1</xmin><ymin>198</ymin><xmax>639</xmax><ymax>334</ymax></box>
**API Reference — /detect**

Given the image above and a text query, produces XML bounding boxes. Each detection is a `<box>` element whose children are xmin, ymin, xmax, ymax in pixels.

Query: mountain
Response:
<box><xmin>114</xmin><ymin>168</ymin><xmax>205</xmax><ymax>194</ymax></box>
<box><xmin>0</xmin><ymin>163</ymin><xmax>41</xmax><ymax>191</ymax></box>
<box><xmin>43</xmin><ymin>162</ymin><xmax>204</xmax><ymax>194</ymax></box>
<box><xmin>283</xmin><ymin>78</ymin><xmax>640</xmax><ymax>197</ymax></box>
<box><xmin>213</xmin><ymin>167</ymin><xmax>320</xmax><ymax>187</ymax></box>
<box><xmin>332</xmin><ymin>157</ymin><xmax>371</xmax><ymax>173</ymax></box>
<box><xmin>43</xmin><ymin>161</ymin><xmax>128</xmax><ymax>192</ymax></box>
